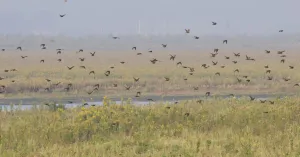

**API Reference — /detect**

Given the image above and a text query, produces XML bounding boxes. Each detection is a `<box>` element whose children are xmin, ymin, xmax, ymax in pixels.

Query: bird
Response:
<box><xmin>164</xmin><ymin>77</ymin><xmax>170</xmax><ymax>81</ymax></box>
<box><xmin>40</xmin><ymin>60</ymin><xmax>45</xmax><ymax>63</ymax></box>
<box><xmin>185</xmin><ymin>29</ymin><xmax>190</xmax><ymax>34</ymax></box>
<box><xmin>234</xmin><ymin>69</ymin><xmax>239</xmax><ymax>73</ymax></box>
<box><xmin>223</xmin><ymin>40</ymin><xmax>228</xmax><ymax>44</ymax></box>
<box><xmin>112</xmin><ymin>37</ymin><xmax>120</xmax><ymax>39</ymax></box>
<box><xmin>1</xmin><ymin>49</ymin><xmax>5</xmax><ymax>51</ymax></box>
<box><xmin>194</xmin><ymin>36</ymin><xmax>199</xmax><ymax>39</ymax></box>
<box><xmin>265</xmin><ymin>50</ymin><xmax>271</xmax><ymax>54</ymax></box>
<box><xmin>283</xmin><ymin>77</ymin><xmax>290</xmax><ymax>82</ymax></box>
<box><xmin>162</xmin><ymin>44</ymin><xmax>167</xmax><ymax>48</ymax></box>
<box><xmin>249</xmin><ymin>96</ymin><xmax>255</xmax><ymax>101</ymax></box>
<box><xmin>279</xmin><ymin>30</ymin><xmax>283</xmax><ymax>32</ymax></box>
<box><xmin>87</xmin><ymin>90</ymin><xmax>94</xmax><ymax>95</ymax></box>
<box><xmin>212</xmin><ymin>22</ymin><xmax>217</xmax><ymax>25</ymax></box>
<box><xmin>212</xmin><ymin>61</ymin><xmax>218</xmax><ymax>66</ymax></box>
<box><xmin>176</xmin><ymin>62</ymin><xmax>182</xmax><ymax>66</ymax></box>
<box><xmin>133</xmin><ymin>77</ymin><xmax>140</xmax><ymax>82</ymax></box>
<box><xmin>80</xmin><ymin>66</ymin><xmax>86</xmax><ymax>69</ymax></box>
<box><xmin>150</xmin><ymin>58</ymin><xmax>160</xmax><ymax>64</ymax></box>
<box><xmin>104</xmin><ymin>70</ymin><xmax>111</xmax><ymax>76</ymax></box>
<box><xmin>17</xmin><ymin>47</ymin><xmax>22</xmax><ymax>51</ymax></box>
<box><xmin>205</xmin><ymin>92</ymin><xmax>211</xmax><ymax>96</ymax></box>
<box><xmin>79</xmin><ymin>58</ymin><xmax>85</xmax><ymax>62</ymax></box>
<box><xmin>132</xmin><ymin>47</ymin><xmax>137</xmax><ymax>50</ymax></box>
<box><xmin>67</xmin><ymin>66</ymin><xmax>75</xmax><ymax>70</ymax></box>
<box><xmin>89</xmin><ymin>71</ymin><xmax>95</xmax><ymax>75</ymax></box>
<box><xmin>21</xmin><ymin>56</ymin><xmax>28</xmax><ymax>59</ymax></box>
<box><xmin>169</xmin><ymin>55</ymin><xmax>176</xmax><ymax>61</ymax></box>
<box><xmin>210</xmin><ymin>52</ymin><xmax>218</xmax><ymax>57</ymax></box>
<box><xmin>233</xmin><ymin>53</ymin><xmax>240</xmax><ymax>57</ymax></box>
<box><xmin>260</xmin><ymin>100</ymin><xmax>266</xmax><ymax>103</ymax></box>
<box><xmin>59</xmin><ymin>14</ymin><xmax>66</xmax><ymax>17</ymax></box>
<box><xmin>193</xmin><ymin>87</ymin><xmax>199</xmax><ymax>90</ymax></box>
<box><xmin>267</xmin><ymin>76</ymin><xmax>273</xmax><ymax>80</ymax></box>
<box><xmin>90</xmin><ymin>52</ymin><xmax>96</xmax><ymax>56</ymax></box>
<box><xmin>124</xmin><ymin>85</ymin><xmax>131</xmax><ymax>90</ymax></box>
<box><xmin>135</xmin><ymin>91</ymin><xmax>141</xmax><ymax>97</ymax></box>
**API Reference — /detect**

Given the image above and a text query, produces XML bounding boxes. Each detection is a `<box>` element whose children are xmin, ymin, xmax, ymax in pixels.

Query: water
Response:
<box><xmin>0</xmin><ymin>94</ymin><xmax>290</xmax><ymax>111</ymax></box>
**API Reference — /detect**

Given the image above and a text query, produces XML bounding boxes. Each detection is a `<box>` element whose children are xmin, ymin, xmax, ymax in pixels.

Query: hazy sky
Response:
<box><xmin>0</xmin><ymin>0</ymin><xmax>299</xmax><ymax>36</ymax></box>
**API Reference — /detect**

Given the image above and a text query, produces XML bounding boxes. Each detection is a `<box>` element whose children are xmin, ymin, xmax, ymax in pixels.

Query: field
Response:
<box><xmin>1</xmin><ymin>97</ymin><xmax>300</xmax><ymax>156</ymax></box>
<box><xmin>1</xmin><ymin>47</ymin><xmax>300</xmax><ymax>100</ymax></box>
<box><xmin>1</xmin><ymin>35</ymin><xmax>300</xmax><ymax>156</ymax></box>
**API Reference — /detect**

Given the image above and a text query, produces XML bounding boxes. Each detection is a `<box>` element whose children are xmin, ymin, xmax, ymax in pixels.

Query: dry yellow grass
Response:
<box><xmin>0</xmin><ymin>49</ymin><xmax>300</xmax><ymax>98</ymax></box>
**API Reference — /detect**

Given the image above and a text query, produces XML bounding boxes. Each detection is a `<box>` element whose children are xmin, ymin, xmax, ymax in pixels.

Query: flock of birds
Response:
<box><xmin>0</xmin><ymin>14</ymin><xmax>298</xmax><ymax>106</ymax></box>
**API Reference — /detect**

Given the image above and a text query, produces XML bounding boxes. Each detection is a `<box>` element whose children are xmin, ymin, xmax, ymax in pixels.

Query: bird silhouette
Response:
<box><xmin>105</xmin><ymin>70</ymin><xmax>111</xmax><ymax>76</ymax></box>
<box><xmin>90</xmin><ymin>52</ymin><xmax>96</xmax><ymax>56</ymax></box>
<box><xmin>249</xmin><ymin>96</ymin><xmax>255</xmax><ymax>101</ymax></box>
<box><xmin>67</xmin><ymin>66</ymin><xmax>75</xmax><ymax>70</ymax></box>
<box><xmin>169</xmin><ymin>55</ymin><xmax>176</xmax><ymax>61</ymax></box>
<box><xmin>17</xmin><ymin>47</ymin><xmax>22</xmax><ymax>51</ymax></box>
<box><xmin>132</xmin><ymin>47</ymin><xmax>137</xmax><ymax>50</ymax></box>
<box><xmin>185</xmin><ymin>29</ymin><xmax>190</xmax><ymax>34</ymax></box>
<box><xmin>162</xmin><ymin>44</ymin><xmax>167</xmax><ymax>48</ymax></box>
<box><xmin>89</xmin><ymin>71</ymin><xmax>95</xmax><ymax>75</ymax></box>
<box><xmin>212</xmin><ymin>22</ymin><xmax>217</xmax><ymax>25</ymax></box>
<box><xmin>124</xmin><ymin>84</ymin><xmax>131</xmax><ymax>90</ymax></box>
<box><xmin>233</xmin><ymin>53</ymin><xmax>240</xmax><ymax>57</ymax></box>
<box><xmin>133</xmin><ymin>77</ymin><xmax>140</xmax><ymax>82</ymax></box>
<box><xmin>212</xmin><ymin>61</ymin><xmax>218</xmax><ymax>66</ymax></box>
<box><xmin>164</xmin><ymin>77</ymin><xmax>170</xmax><ymax>81</ymax></box>
<box><xmin>223</xmin><ymin>40</ymin><xmax>228</xmax><ymax>44</ymax></box>
<box><xmin>59</xmin><ymin>14</ymin><xmax>66</xmax><ymax>17</ymax></box>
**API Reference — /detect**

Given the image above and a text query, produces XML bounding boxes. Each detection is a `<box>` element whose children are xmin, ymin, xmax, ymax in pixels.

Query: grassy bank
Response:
<box><xmin>1</xmin><ymin>97</ymin><xmax>300</xmax><ymax>156</ymax></box>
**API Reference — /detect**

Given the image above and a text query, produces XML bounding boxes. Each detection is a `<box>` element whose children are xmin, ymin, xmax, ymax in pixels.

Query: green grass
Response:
<box><xmin>1</xmin><ymin>96</ymin><xmax>300</xmax><ymax>156</ymax></box>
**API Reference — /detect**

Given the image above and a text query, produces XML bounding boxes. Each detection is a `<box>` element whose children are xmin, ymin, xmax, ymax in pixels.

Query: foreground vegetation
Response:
<box><xmin>1</xmin><ymin>96</ymin><xmax>300</xmax><ymax>156</ymax></box>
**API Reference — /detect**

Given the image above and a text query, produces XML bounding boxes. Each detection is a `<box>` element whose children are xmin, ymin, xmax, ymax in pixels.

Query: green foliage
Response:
<box><xmin>1</xmin><ymin>97</ymin><xmax>300</xmax><ymax>156</ymax></box>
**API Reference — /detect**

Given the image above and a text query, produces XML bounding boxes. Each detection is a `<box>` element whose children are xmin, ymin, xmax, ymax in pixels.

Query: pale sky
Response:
<box><xmin>0</xmin><ymin>0</ymin><xmax>299</xmax><ymax>36</ymax></box>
